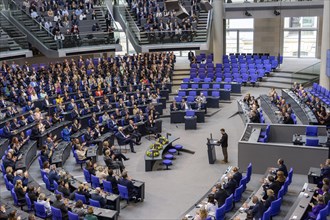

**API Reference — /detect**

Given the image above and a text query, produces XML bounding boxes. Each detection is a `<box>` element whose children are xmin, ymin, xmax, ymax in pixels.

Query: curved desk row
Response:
<box><xmin>180</xmin><ymin>81</ymin><xmax>241</xmax><ymax>94</ymax></box>
<box><xmin>281</xmin><ymin>89</ymin><xmax>318</xmax><ymax>125</ymax></box>
<box><xmin>0</xmin><ymin>138</ymin><xmax>10</xmax><ymax>158</ymax></box>
<box><xmin>144</xmin><ymin>136</ymin><xmax>180</xmax><ymax>172</ymax></box>
<box><xmin>260</xmin><ymin>94</ymin><xmax>282</xmax><ymax>124</ymax></box>
<box><xmin>178</xmin><ymin>89</ymin><xmax>231</xmax><ymax>101</ymax></box>
<box><xmin>237</xmin><ymin>100</ymin><xmax>251</xmax><ymax>125</ymax></box>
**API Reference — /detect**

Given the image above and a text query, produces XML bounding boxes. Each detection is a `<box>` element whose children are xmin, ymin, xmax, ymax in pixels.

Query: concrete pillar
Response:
<box><xmin>253</xmin><ymin>18</ymin><xmax>283</xmax><ymax>56</ymax></box>
<box><xmin>211</xmin><ymin>0</ymin><xmax>224</xmax><ymax>63</ymax></box>
<box><xmin>319</xmin><ymin>0</ymin><xmax>330</xmax><ymax>88</ymax></box>
<box><xmin>316</xmin><ymin>17</ymin><xmax>322</xmax><ymax>59</ymax></box>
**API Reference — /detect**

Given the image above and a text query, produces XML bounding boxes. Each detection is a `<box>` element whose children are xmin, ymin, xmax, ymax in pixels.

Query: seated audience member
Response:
<box><xmin>57</xmin><ymin>180</ymin><xmax>71</xmax><ymax>198</ymax></box>
<box><xmin>95</xmin><ymin>166</ymin><xmax>108</xmax><ymax>184</ymax></box>
<box><xmin>115</xmin><ymin>127</ymin><xmax>138</xmax><ymax>153</ymax></box>
<box><xmin>37</xmin><ymin>193</ymin><xmax>52</xmax><ymax>215</ymax></box>
<box><xmin>205</xmin><ymin>194</ymin><xmax>217</xmax><ymax>217</ymax></box>
<box><xmin>62</xmin><ymin>125</ymin><xmax>71</xmax><ymax>141</ymax></box>
<box><xmin>6</xmin><ymin>166</ymin><xmax>15</xmax><ymax>183</ymax></box>
<box><xmin>283</xmin><ymin>112</ymin><xmax>294</xmax><ymax>124</ymax></box>
<box><xmin>243</xmin><ymin>196</ymin><xmax>264</xmax><ymax>220</ymax></box>
<box><xmin>127</xmin><ymin>120</ymin><xmax>142</xmax><ymax>144</ymax></box>
<box><xmin>27</xmin><ymin>185</ymin><xmax>40</xmax><ymax>204</ymax></box>
<box><xmin>3</xmin><ymin>122</ymin><xmax>16</xmax><ymax>138</ymax></box>
<box><xmin>91</xmin><ymin>187</ymin><xmax>108</xmax><ymax>208</ymax></box>
<box><xmin>104</xmin><ymin>149</ymin><xmax>125</xmax><ymax>173</ymax></box>
<box><xmin>48</xmin><ymin>164</ymin><xmax>60</xmax><ymax>187</ymax></box>
<box><xmin>52</xmin><ymin>194</ymin><xmax>69</xmax><ymax>220</ymax></box>
<box><xmin>273</xmin><ymin>158</ymin><xmax>288</xmax><ymax>178</ymax></box>
<box><xmin>106</xmin><ymin>168</ymin><xmax>119</xmax><ymax>194</ymax></box>
<box><xmin>13</xmin><ymin>170</ymin><xmax>29</xmax><ymax>186</ymax></box>
<box><xmin>84</xmin><ymin>206</ymin><xmax>98</xmax><ymax>220</ymax></box>
<box><xmin>223</xmin><ymin>174</ymin><xmax>237</xmax><ymax>196</ymax></box>
<box><xmin>262</xmin><ymin>189</ymin><xmax>275</xmax><ymax>212</ymax></box>
<box><xmin>249</xmin><ymin>110</ymin><xmax>260</xmax><ymax>123</ymax></box>
<box><xmin>14</xmin><ymin>179</ymin><xmax>27</xmax><ymax>204</ymax></box>
<box><xmin>76</xmin><ymin>144</ymin><xmax>88</xmax><ymax>161</ymax></box>
<box><xmin>307</xmin><ymin>195</ymin><xmax>326</xmax><ymax>219</ymax></box>
<box><xmin>118</xmin><ymin>171</ymin><xmax>141</xmax><ymax>202</ymax></box>
<box><xmin>40</xmin><ymin>145</ymin><xmax>52</xmax><ymax>163</ymax></box>
<box><xmin>194</xmin><ymin>206</ymin><xmax>208</xmax><ymax>220</ymax></box>
<box><xmin>232</xmin><ymin>167</ymin><xmax>242</xmax><ymax>186</ymax></box>
<box><xmin>262</xmin><ymin>175</ymin><xmax>281</xmax><ymax>200</ymax></box>
<box><xmin>146</xmin><ymin>115</ymin><xmax>159</xmax><ymax>138</ymax></box>
<box><xmin>320</xmin><ymin>159</ymin><xmax>330</xmax><ymax>180</ymax></box>
<box><xmin>110</xmin><ymin>145</ymin><xmax>129</xmax><ymax>162</ymax></box>
<box><xmin>3</xmin><ymin>152</ymin><xmax>16</xmax><ymax>170</ymax></box>
<box><xmin>85</xmin><ymin>160</ymin><xmax>96</xmax><ymax>176</ymax></box>
<box><xmin>0</xmin><ymin>204</ymin><xmax>8</xmax><ymax>219</ymax></box>
<box><xmin>72</xmin><ymin>200</ymin><xmax>87</xmax><ymax>220</ymax></box>
<box><xmin>170</xmin><ymin>100</ymin><xmax>180</xmax><ymax>111</ymax></box>
<box><xmin>76</xmin><ymin>184</ymin><xmax>91</xmax><ymax>202</ymax></box>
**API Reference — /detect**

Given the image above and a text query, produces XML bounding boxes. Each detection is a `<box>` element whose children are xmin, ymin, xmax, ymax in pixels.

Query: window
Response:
<box><xmin>226</xmin><ymin>19</ymin><xmax>254</xmax><ymax>54</ymax></box>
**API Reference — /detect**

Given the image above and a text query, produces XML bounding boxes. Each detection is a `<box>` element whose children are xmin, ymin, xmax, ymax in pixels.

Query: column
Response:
<box><xmin>211</xmin><ymin>0</ymin><xmax>224</xmax><ymax>64</ymax></box>
<box><xmin>319</xmin><ymin>0</ymin><xmax>330</xmax><ymax>88</ymax></box>
<box><xmin>253</xmin><ymin>18</ymin><xmax>283</xmax><ymax>56</ymax></box>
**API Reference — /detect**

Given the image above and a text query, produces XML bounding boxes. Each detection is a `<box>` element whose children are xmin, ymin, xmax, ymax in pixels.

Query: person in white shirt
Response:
<box><xmin>31</xmin><ymin>10</ymin><xmax>39</xmax><ymax>19</ymax></box>
<box><xmin>54</xmin><ymin>31</ymin><xmax>65</xmax><ymax>49</ymax></box>
<box><xmin>205</xmin><ymin>194</ymin><xmax>217</xmax><ymax>217</ymax></box>
<box><xmin>37</xmin><ymin>193</ymin><xmax>52</xmax><ymax>214</ymax></box>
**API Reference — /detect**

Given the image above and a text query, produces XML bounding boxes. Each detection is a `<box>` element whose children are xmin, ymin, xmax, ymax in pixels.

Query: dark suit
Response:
<box><xmin>219</xmin><ymin>132</ymin><xmax>228</xmax><ymax>162</ymax></box>
<box><xmin>262</xmin><ymin>181</ymin><xmax>281</xmax><ymax>200</ymax></box>
<box><xmin>106</xmin><ymin>175</ymin><xmax>118</xmax><ymax>194</ymax></box>
<box><xmin>233</xmin><ymin>172</ymin><xmax>242</xmax><ymax>186</ymax></box>
<box><xmin>276</xmin><ymin>164</ymin><xmax>288</xmax><ymax>177</ymax></box>
<box><xmin>2</xmin><ymin>157</ymin><xmax>16</xmax><ymax>169</ymax></box>
<box><xmin>249</xmin><ymin>201</ymin><xmax>264</xmax><ymax>219</ymax></box>
<box><xmin>30</xmin><ymin>127</ymin><xmax>41</xmax><ymax>140</ymax></box>
<box><xmin>127</xmin><ymin>124</ymin><xmax>141</xmax><ymax>142</ymax></box>
<box><xmin>28</xmin><ymin>190</ymin><xmax>39</xmax><ymax>203</ymax></box>
<box><xmin>52</xmin><ymin>200</ymin><xmax>69</xmax><ymax>219</ymax></box>
<box><xmin>214</xmin><ymin>189</ymin><xmax>228</xmax><ymax>207</ymax></box>
<box><xmin>170</xmin><ymin>103</ymin><xmax>180</xmax><ymax>111</ymax></box>
<box><xmin>3</xmin><ymin>126</ymin><xmax>13</xmax><ymax>138</ymax></box>
<box><xmin>263</xmin><ymin>195</ymin><xmax>275</xmax><ymax>212</ymax></box>
<box><xmin>118</xmin><ymin>178</ymin><xmax>140</xmax><ymax>198</ymax></box>
<box><xmin>91</xmin><ymin>193</ymin><xmax>107</xmax><ymax>208</ymax></box>
<box><xmin>48</xmin><ymin>170</ymin><xmax>60</xmax><ymax>187</ymax></box>
<box><xmin>115</xmin><ymin>131</ymin><xmax>135</xmax><ymax>152</ymax></box>
<box><xmin>224</xmin><ymin>179</ymin><xmax>237</xmax><ymax>196</ymax></box>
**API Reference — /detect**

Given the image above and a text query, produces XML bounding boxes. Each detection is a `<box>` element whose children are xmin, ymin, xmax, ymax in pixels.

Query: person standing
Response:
<box><xmin>218</xmin><ymin>128</ymin><xmax>228</xmax><ymax>164</ymax></box>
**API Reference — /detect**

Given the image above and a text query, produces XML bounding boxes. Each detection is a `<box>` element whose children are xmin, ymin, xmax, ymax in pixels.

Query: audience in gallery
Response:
<box><xmin>291</xmin><ymin>82</ymin><xmax>330</xmax><ymax>125</ymax></box>
<box><xmin>127</xmin><ymin>0</ymin><xmax>200</xmax><ymax>43</ymax></box>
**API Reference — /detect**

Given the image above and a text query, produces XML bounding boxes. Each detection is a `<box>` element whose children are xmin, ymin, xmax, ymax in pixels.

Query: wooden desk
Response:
<box><xmin>285</xmin><ymin>183</ymin><xmax>316</xmax><ymax>220</ymax></box>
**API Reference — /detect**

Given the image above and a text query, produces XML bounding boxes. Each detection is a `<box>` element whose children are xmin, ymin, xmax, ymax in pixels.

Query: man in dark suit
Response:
<box><xmin>115</xmin><ymin>127</ymin><xmax>137</xmax><ymax>153</ymax></box>
<box><xmin>218</xmin><ymin>128</ymin><xmax>229</xmax><ymax>163</ymax></box>
<box><xmin>212</xmin><ymin>183</ymin><xmax>228</xmax><ymax>207</ymax></box>
<box><xmin>127</xmin><ymin>120</ymin><xmax>141</xmax><ymax>143</ymax></box>
<box><xmin>2</xmin><ymin>152</ymin><xmax>16</xmax><ymax>169</ymax></box>
<box><xmin>52</xmin><ymin>194</ymin><xmax>69</xmax><ymax>219</ymax></box>
<box><xmin>48</xmin><ymin>165</ymin><xmax>60</xmax><ymax>187</ymax></box>
<box><xmin>90</xmin><ymin>188</ymin><xmax>108</xmax><ymax>208</ymax></box>
<box><xmin>232</xmin><ymin>167</ymin><xmax>242</xmax><ymax>186</ymax></box>
<box><xmin>30</xmin><ymin>124</ymin><xmax>41</xmax><ymax>140</ymax></box>
<box><xmin>223</xmin><ymin>175</ymin><xmax>237</xmax><ymax>196</ymax></box>
<box><xmin>283</xmin><ymin>112</ymin><xmax>294</xmax><ymax>124</ymax></box>
<box><xmin>3</xmin><ymin>122</ymin><xmax>15</xmax><ymax>138</ymax></box>
<box><xmin>118</xmin><ymin>171</ymin><xmax>140</xmax><ymax>202</ymax></box>
<box><xmin>262</xmin><ymin>176</ymin><xmax>281</xmax><ymax>200</ymax></box>
<box><xmin>27</xmin><ymin>111</ymin><xmax>35</xmax><ymax>124</ymax></box>
<box><xmin>246</xmin><ymin>196</ymin><xmax>264</xmax><ymax>219</ymax></box>
<box><xmin>108</xmin><ymin>115</ymin><xmax>118</xmax><ymax>132</ymax></box>
<box><xmin>170</xmin><ymin>100</ymin><xmax>180</xmax><ymax>111</ymax></box>
<box><xmin>275</xmin><ymin>158</ymin><xmax>288</xmax><ymax>177</ymax></box>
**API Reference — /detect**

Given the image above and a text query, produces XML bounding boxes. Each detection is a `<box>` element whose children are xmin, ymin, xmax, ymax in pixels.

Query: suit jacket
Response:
<box><xmin>52</xmin><ymin>200</ymin><xmax>68</xmax><ymax>218</ymax></box>
<box><xmin>3</xmin><ymin>126</ymin><xmax>12</xmax><ymax>138</ymax></box>
<box><xmin>91</xmin><ymin>193</ymin><xmax>107</xmax><ymax>208</ymax></box>
<box><xmin>27</xmin><ymin>115</ymin><xmax>35</xmax><ymax>123</ymax></box>
<box><xmin>118</xmin><ymin>178</ymin><xmax>135</xmax><ymax>196</ymax></box>
<box><xmin>48</xmin><ymin>170</ymin><xmax>60</xmax><ymax>186</ymax></box>
<box><xmin>3</xmin><ymin>157</ymin><xmax>15</xmax><ymax>169</ymax></box>
<box><xmin>263</xmin><ymin>195</ymin><xmax>275</xmax><ymax>212</ymax></box>
<box><xmin>214</xmin><ymin>189</ymin><xmax>228</xmax><ymax>207</ymax></box>
<box><xmin>250</xmin><ymin>201</ymin><xmax>264</xmax><ymax>219</ymax></box>
<box><xmin>106</xmin><ymin>175</ymin><xmax>118</xmax><ymax>194</ymax></box>
<box><xmin>28</xmin><ymin>191</ymin><xmax>39</xmax><ymax>203</ymax></box>
<box><xmin>233</xmin><ymin>172</ymin><xmax>242</xmax><ymax>186</ymax></box>
<box><xmin>31</xmin><ymin>127</ymin><xmax>41</xmax><ymax>140</ymax></box>
<box><xmin>219</xmin><ymin>133</ymin><xmax>228</xmax><ymax>148</ymax></box>
<box><xmin>224</xmin><ymin>179</ymin><xmax>237</xmax><ymax>195</ymax></box>
<box><xmin>276</xmin><ymin>164</ymin><xmax>288</xmax><ymax>177</ymax></box>
<box><xmin>170</xmin><ymin>103</ymin><xmax>180</xmax><ymax>111</ymax></box>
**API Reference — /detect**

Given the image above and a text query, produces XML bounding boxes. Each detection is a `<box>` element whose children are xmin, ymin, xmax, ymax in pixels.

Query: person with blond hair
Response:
<box><xmin>194</xmin><ymin>206</ymin><xmax>208</xmax><ymax>220</ymax></box>
<box><xmin>14</xmin><ymin>179</ymin><xmax>26</xmax><ymax>204</ymax></box>
<box><xmin>37</xmin><ymin>193</ymin><xmax>51</xmax><ymax>214</ymax></box>
<box><xmin>262</xmin><ymin>189</ymin><xmax>275</xmax><ymax>212</ymax></box>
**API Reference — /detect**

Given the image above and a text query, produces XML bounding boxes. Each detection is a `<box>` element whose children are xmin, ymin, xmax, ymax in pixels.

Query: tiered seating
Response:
<box><xmin>123</xmin><ymin>0</ymin><xmax>209</xmax><ymax>44</ymax></box>
<box><xmin>190</xmin><ymin>53</ymin><xmax>282</xmax><ymax>86</ymax></box>
<box><xmin>309</xmin><ymin>83</ymin><xmax>330</xmax><ymax>107</ymax></box>
<box><xmin>0</xmin><ymin>28</ymin><xmax>23</xmax><ymax>52</ymax></box>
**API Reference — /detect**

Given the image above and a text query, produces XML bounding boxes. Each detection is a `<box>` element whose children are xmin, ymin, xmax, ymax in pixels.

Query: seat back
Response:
<box><xmin>89</xmin><ymin>199</ymin><xmax>101</xmax><ymax>207</ymax></box>
<box><xmin>287</xmin><ymin>168</ymin><xmax>293</xmax><ymax>185</ymax></box>
<box><xmin>262</xmin><ymin>207</ymin><xmax>271</xmax><ymax>220</ymax></box>
<box><xmin>316</xmin><ymin>206</ymin><xmax>327</xmax><ymax>220</ymax></box>
<box><xmin>103</xmin><ymin>180</ymin><xmax>113</xmax><ymax>193</ymax></box>
<box><xmin>239</xmin><ymin>176</ymin><xmax>247</xmax><ymax>192</ymax></box>
<box><xmin>186</xmin><ymin>110</ymin><xmax>195</xmax><ymax>117</ymax></box>
<box><xmin>68</xmin><ymin>211</ymin><xmax>79</xmax><ymax>220</ymax></box>
<box><xmin>34</xmin><ymin>201</ymin><xmax>48</xmax><ymax>218</ymax></box>
<box><xmin>75</xmin><ymin>193</ymin><xmax>87</xmax><ymax>204</ymax></box>
<box><xmin>25</xmin><ymin>193</ymin><xmax>33</xmax><ymax>211</ymax></box>
<box><xmin>91</xmin><ymin>175</ymin><xmax>100</xmax><ymax>188</ymax></box>
<box><xmin>246</xmin><ymin>163</ymin><xmax>252</xmax><ymax>183</ymax></box>
<box><xmin>11</xmin><ymin>189</ymin><xmax>19</xmax><ymax>206</ymax></box>
<box><xmin>4</xmin><ymin>174</ymin><xmax>13</xmax><ymax>191</ymax></box>
<box><xmin>215</xmin><ymin>204</ymin><xmax>226</xmax><ymax>220</ymax></box>
<box><xmin>233</xmin><ymin>185</ymin><xmax>244</xmax><ymax>203</ymax></box>
<box><xmin>224</xmin><ymin>194</ymin><xmax>233</xmax><ymax>212</ymax></box>
<box><xmin>83</xmin><ymin>168</ymin><xmax>91</xmax><ymax>183</ymax></box>
<box><xmin>269</xmin><ymin>197</ymin><xmax>282</xmax><ymax>217</ymax></box>
<box><xmin>277</xmin><ymin>186</ymin><xmax>284</xmax><ymax>199</ymax></box>
<box><xmin>38</xmin><ymin>156</ymin><xmax>43</xmax><ymax>169</ymax></box>
<box><xmin>305</xmin><ymin>138</ymin><xmax>319</xmax><ymax>146</ymax></box>
<box><xmin>51</xmin><ymin>206</ymin><xmax>62</xmax><ymax>220</ymax></box>
<box><xmin>306</xmin><ymin>126</ymin><xmax>318</xmax><ymax>136</ymax></box>
<box><xmin>118</xmin><ymin>184</ymin><xmax>129</xmax><ymax>200</ymax></box>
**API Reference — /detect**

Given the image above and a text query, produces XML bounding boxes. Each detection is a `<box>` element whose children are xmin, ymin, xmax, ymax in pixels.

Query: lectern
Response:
<box><xmin>207</xmin><ymin>137</ymin><xmax>219</xmax><ymax>164</ymax></box>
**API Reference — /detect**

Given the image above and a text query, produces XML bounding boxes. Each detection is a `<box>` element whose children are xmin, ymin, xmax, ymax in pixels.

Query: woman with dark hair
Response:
<box><xmin>205</xmin><ymin>194</ymin><xmax>217</xmax><ymax>218</ymax></box>
<box><xmin>72</xmin><ymin>200</ymin><xmax>86</xmax><ymax>220</ymax></box>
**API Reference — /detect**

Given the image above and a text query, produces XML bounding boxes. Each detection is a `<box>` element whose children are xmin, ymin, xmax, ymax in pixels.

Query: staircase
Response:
<box><xmin>0</xmin><ymin>13</ymin><xmax>29</xmax><ymax>50</ymax></box>
<box><xmin>11</xmin><ymin>10</ymin><xmax>58</xmax><ymax>50</ymax></box>
<box><xmin>94</xmin><ymin>6</ymin><xmax>109</xmax><ymax>31</ymax></box>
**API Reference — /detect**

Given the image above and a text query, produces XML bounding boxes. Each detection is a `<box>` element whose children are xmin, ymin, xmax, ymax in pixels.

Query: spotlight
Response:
<box><xmin>245</xmin><ymin>10</ymin><xmax>252</xmax><ymax>17</ymax></box>
<box><xmin>274</xmin><ymin>10</ymin><xmax>280</xmax><ymax>16</ymax></box>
